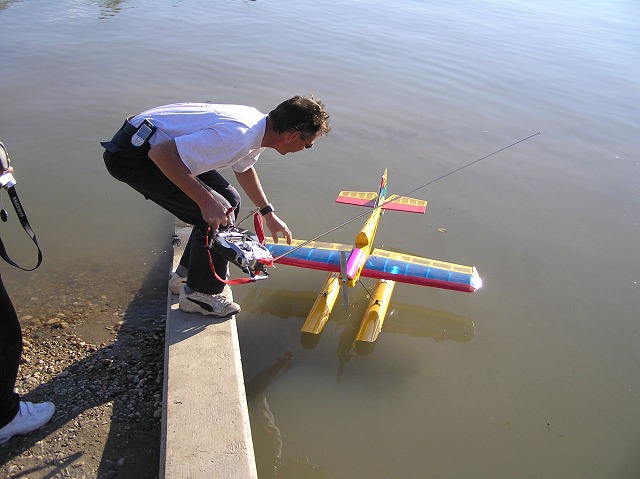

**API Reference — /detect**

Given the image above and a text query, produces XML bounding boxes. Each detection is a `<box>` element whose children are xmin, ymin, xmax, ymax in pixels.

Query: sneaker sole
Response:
<box><xmin>179</xmin><ymin>298</ymin><xmax>240</xmax><ymax>317</ymax></box>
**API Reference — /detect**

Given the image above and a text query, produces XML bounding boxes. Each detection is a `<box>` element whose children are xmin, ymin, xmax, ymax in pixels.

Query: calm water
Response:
<box><xmin>1</xmin><ymin>0</ymin><xmax>639</xmax><ymax>477</ymax></box>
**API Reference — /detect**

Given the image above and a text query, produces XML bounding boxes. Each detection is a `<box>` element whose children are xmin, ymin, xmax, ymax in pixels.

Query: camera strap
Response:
<box><xmin>0</xmin><ymin>185</ymin><xmax>42</xmax><ymax>271</ymax></box>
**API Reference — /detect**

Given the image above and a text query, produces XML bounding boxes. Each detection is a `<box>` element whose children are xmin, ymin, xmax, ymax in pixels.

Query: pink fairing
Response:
<box><xmin>346</xmin><ymin>248</ymin><xmax>366</xmax><ymax>279</ymax></box>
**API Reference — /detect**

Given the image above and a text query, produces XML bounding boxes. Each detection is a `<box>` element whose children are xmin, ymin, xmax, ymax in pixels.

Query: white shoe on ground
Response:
<box><xmin>179</xmin><ymin>288</ymin><xmax>241</xmax><ymax>317</ymax></box>
<box><xmin>0</xmin><ymin>401</ymin><xmax>55</xmax><ymax>445</ymax></box>
<box><xmin>168</xmin><ymin>272</ymin><xmax>187</xmax><ymax>295</ymax></box>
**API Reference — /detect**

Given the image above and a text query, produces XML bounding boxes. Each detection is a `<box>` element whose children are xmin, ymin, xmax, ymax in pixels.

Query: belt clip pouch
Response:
<box><xmin>131</xmin><ymin>119</ymin><xmax>156</xmax><ymax>147</ymax></box>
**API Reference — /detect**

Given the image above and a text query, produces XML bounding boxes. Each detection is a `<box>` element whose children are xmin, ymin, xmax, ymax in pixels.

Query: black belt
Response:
<box><xmin>101</xmin><ymin>118</ymin><xmax>153</xmax><ymax>157</ymax></box>
<box><xmin>122</xmin><ymin>118</ymin><xmax>138</xmax><ymax>136</ymax></box>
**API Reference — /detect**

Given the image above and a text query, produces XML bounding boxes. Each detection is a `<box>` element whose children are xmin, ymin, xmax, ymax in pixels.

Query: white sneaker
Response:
<box><xmin>0</xmin><ymin>401</ymin><xmax>55</xmax><ymax>445</ymax></box>
<box><xmin>168</xmin><ymin>272</ymin><xmax>187</xmax><ymax>295</ymax></box>
<box><xmin>179</xmin><ymin>288</ymin><xmax>241</xmax><ymax>317</ymax></box>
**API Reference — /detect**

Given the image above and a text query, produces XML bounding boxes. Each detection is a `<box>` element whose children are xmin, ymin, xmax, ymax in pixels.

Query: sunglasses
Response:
<box><xmin>291</xmin><ymin>125</ymin><xmax>315</xmax><ymax>149</ymax></box>
<box><xmin>298</xmin><ymin>132</ymin><xmax>314</xmax><ymax>149</ymax></box>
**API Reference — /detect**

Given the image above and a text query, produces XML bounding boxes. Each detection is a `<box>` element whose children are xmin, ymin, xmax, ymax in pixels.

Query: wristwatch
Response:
<box><xmin>259</xmin><ymin>203</ymin><xmax>274</xmax><ymax>216</ymax></box>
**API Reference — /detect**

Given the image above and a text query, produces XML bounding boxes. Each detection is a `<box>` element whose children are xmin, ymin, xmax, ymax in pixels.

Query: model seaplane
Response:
<box><xmin>263</xmin><ymin>169</ymin><xmax>482</xmax><ymax>343</ymax></box>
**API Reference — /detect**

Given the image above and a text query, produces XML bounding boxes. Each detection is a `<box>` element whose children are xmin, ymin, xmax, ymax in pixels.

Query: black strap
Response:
<box><xmin>0</xmin><ymin>185</ymin><xmax>42</xmax><ymax>271</ymax></box>
<box><xmin>259</xmin><ymin>203</ymin><xmax>275</xmax><ymax>216</ymax></box>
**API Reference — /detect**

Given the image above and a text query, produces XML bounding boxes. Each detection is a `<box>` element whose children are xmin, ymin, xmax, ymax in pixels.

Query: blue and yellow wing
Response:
<box><xmin>265</xmin><ymin>240</ymin><xmax>481</xmax><ymax>293</ymax></box>
<box><xmin>365</xmin><ymin>248</ymin><xmax>482</xmax><ymax>292</ymax></box>
<box><xmin>266</xmin><ymin>239</ymin><xmax>347</xmax><ymax>273</ymax></box>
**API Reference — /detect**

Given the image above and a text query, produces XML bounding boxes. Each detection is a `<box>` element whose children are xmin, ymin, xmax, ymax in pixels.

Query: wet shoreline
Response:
<box><xmin>0</xmin><ymin>255</ymin><xmax>170</xmax><ymax>478</ymax></box>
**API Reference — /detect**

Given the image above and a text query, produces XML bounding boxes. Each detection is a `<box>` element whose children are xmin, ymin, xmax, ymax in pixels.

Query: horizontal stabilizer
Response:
<box><xmin>336</xmin><ymin>191</ymin><xmax>377</xmax><ymax>207</ymax></box>
<box><xmin>381</xmin><ymin>195</ymin><xmax>427</xmax><ymax>214</ymax></box>
<box><xmin>336</xmin><ymin>191</ymin><xmax>426</xmax><ymax>214</ymax></box>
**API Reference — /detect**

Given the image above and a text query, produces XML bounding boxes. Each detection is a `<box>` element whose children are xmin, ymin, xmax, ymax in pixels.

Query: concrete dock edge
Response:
<box><xmin>160</xmin><ymin>223</ymin><xmax>258</xmax><ymax>479</ymax></box>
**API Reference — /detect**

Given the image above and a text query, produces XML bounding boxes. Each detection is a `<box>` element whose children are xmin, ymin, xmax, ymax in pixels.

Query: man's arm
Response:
<box><xmin>148</xmin><ymin>140</ymin><xmax>230</xmax><ymax>229</ymax></box>
<box><xmin>234</xmin><ymin>167</ymin><xmax>292</xmax><ymax>244</ymax></box>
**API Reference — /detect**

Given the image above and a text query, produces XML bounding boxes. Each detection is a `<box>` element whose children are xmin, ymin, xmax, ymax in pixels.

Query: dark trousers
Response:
<box><xmin>104</xmin><ymin>151</ymin><xmax>241</xmax><ymax>295</ymax></box>
<box><xmin>0</xmin><ymin>274</ymin><xmax>21</xmax><ymax>428</ymax></box>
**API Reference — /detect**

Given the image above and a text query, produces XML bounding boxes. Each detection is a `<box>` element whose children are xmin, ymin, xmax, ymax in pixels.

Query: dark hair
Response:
<box><xmin>269</xmin><ymin>95</ymin><xmax>331</xmax><ymax>138</ymax></box>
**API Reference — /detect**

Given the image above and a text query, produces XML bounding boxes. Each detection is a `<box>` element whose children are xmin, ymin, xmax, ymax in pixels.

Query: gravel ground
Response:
<box><xmin>0</xmin><ymin>262</ymin><xmax>169</xmax><ymax>479</ymax></box>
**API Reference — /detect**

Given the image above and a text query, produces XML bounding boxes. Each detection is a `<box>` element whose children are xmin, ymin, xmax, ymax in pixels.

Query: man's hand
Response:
<box><xmin>233</xmin><ymin>168</ymin><xmax>292</xmax><ymax>243</ymax></box>
<box><xmin>264</xmin><ymin>212</ymin><xmax>292</xmax><ymax>244</ymax></box>
<box><xmin>200</xmin><ymin>197</ymin><xmax>233</xmax><ymax>230</ymax></box>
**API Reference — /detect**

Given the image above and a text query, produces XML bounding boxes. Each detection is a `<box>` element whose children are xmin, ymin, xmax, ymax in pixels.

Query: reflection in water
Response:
<box><xmin>96</xmin><ymin>0</ymin><xmax>129</xmax><ymax>19</ymax></box>
<box><xmin>0</xmin><ymin>0</ymin><xmax>131</xmax><ymax>18</ymax></box>
<box><xmin>243</xmin><ymin>286</ymin><xmax>475</xmax><ymax>343</ymax></box>
<box><xmin>334</xmin><ymin>315</ymin><xmax>360</xmax><ymax>384</ymax></box>
<box><xmin>382</xmin><ymin>303</ymin><xmax>475</xmax><ymax>343</ymax></box>
<box><xmin>246</xmin><ymin>352</ymin><xmax>324</xmax><ymax>479</ymax></box>
<box><xmin>243</xmin><ymin>286</ymin><xmax>475</xmax><ymax>382</ymax></box>
<box><xmin>0</xmin><ymin>1</ymin><xmax>18</xmax><ymax>12</ymax></box>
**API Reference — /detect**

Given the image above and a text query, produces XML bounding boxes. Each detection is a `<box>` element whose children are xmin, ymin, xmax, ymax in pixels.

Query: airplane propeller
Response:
<box><xmin>339</xmin><ymin>250</ymin><xmax>349</xmax><ymax>308</ymax></box>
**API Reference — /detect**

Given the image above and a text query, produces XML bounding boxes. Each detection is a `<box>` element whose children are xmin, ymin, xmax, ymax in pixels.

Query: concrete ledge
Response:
<box><xmin>160</xmin><ymin>224</ymin><xmax>257</xmax><ymax>479</ymax></box>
